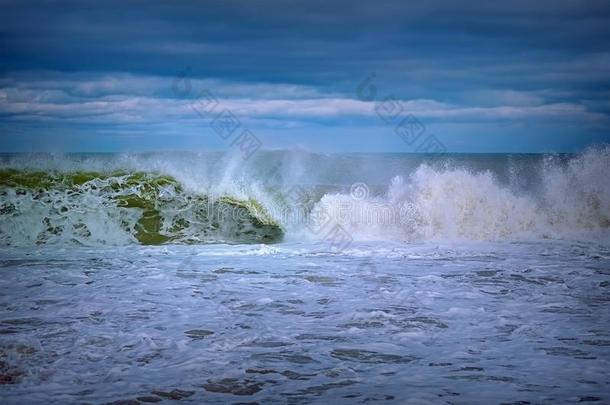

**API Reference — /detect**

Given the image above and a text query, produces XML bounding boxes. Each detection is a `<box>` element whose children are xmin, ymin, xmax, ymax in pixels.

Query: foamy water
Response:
<box><xmin>315</xmin><ymin>148</ymin><xmax>609</xmax><ymax>243</ymax></box>
<box><xmin>1</xmin><ymin>148</ymin><xmax>609</xmax><ymax>246</ymax></box>
<box><xmin>1</xmin><ymin>149</ymin><xmax>609</xmax><ymax>403</ymax></box>
<box><xmin>1</xmin><ymin>240</ymin><xmax>609</xmax><ymax>404</ymax></box>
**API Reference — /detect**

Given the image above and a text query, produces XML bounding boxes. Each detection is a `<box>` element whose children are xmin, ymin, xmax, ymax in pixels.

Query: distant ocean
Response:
<box><xmin>1</xmin><ymin>149</ymin><xmax>609</xmax><ymax>403</ymax></box>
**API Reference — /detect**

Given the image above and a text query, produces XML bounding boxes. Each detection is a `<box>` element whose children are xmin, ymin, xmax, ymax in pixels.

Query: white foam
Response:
<box><xmin>2</xmin><ymin>147</ymin><xmax>609</xmax><ymax>245</ymax></box>
<box><xmin>313</xmin><ymin>147</ymin><xmax>610</xmax><ymax>243</ymax></box>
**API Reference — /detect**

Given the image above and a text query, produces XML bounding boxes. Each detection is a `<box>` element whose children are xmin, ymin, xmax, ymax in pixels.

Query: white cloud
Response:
<box><xmin>0</xmin><ymin>71</ymin><xmax>606</xmax><ymax>127</ymax></box>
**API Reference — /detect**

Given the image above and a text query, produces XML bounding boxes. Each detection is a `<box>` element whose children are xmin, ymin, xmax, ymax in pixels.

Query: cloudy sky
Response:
<box><xmin>1</xmin><ymin>0</ymin><xmax>610</xmax><ymax>152</ymax></box>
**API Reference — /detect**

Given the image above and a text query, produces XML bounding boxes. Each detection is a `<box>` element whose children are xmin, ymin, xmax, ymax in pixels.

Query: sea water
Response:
<box><xmin>0</xmin><ymin>149</ymin><xmax>609</xmax><ymax>404</ymax></box>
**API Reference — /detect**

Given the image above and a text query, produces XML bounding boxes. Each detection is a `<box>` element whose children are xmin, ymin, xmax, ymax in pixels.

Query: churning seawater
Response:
<box><xmin>1</xmin><ymin>149</ymin><xmax>609</xmax><ymax>404</ymax></box>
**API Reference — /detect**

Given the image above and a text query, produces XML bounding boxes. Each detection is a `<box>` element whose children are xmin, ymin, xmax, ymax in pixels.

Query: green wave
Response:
<box><xmin>0</xmin><ymin>169</ymin><xmax>283</xmax><ymax>245</ymax></box>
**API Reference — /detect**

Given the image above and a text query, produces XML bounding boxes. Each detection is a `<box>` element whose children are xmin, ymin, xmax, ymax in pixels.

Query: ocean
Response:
<box><xmin>0</xmin><ymin>149</ymin><xmax>609</xmax><ymax>404</ymax></box>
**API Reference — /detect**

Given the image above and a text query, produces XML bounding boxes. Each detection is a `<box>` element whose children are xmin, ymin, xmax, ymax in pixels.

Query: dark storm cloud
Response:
<box><xmin>2</xmin><ymin>0</ymin><xmax>610</xmax><ymax>88</ymax></box>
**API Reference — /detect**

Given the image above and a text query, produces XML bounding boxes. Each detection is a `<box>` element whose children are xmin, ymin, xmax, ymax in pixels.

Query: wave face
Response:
<box><xmin>0</xmin><ymin>170</ymin><xmax>282</xmax><ymax>246</ymax></box>
<box><xmin>0</xmin><ymin>147</ymin><xmax>608</xmax><ymax>246</ymax></box>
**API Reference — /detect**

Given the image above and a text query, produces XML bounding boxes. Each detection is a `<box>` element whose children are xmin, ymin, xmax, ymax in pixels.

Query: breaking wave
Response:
<box><xmin>0</xmin><ymin>170</ymin><xmax>282</xmax><ymax>246</ymax></box>
<box><xmin>0</xmin><ymin>147</ymin><xmax>608</xmax><ymax>246</ymax></box>
<box><xmin>315</xmin><ymin>147</ymin><xmax>610</xmax><ymax>243</ymax></box>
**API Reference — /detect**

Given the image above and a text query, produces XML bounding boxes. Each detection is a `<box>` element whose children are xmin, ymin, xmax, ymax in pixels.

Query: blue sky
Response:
<box><xmin>1</xmin><ymin>0</ymin><xmax>610</xmax><ymax>152</ymax></box>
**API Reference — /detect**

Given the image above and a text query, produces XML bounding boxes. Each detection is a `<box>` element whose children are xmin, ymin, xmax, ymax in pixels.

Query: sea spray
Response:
<box><xmin>315</xmin><ymin>147</ymin><xmax>610</xmax><ymax>242</ymax></box>
<box><xmin>1</xmin><ymin>147</ymin><xmax>609</xmax><ymax>245</ymax></box>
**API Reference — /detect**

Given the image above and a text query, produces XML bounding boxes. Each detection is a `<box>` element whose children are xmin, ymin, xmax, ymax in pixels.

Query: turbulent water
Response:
<box><xmin>1</xmin><ymin>148</ymin><xmax>609</xmax><ymax>246</ymax></box>
<box><xmin>1</xmin><ymin>149</ymin><xmax>609</xmax><ymax>404</ymax></box>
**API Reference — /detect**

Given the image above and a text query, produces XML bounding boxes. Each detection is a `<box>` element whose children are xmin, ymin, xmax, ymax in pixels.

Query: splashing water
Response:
<box><xmin>1</xmin><ymin>147</ymin><xmax>609</xmax><ymax>246</ymax></box>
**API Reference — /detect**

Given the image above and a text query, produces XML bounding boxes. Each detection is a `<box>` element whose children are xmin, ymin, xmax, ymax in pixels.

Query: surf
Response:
<box><xmin>0</xmin><ymin>169</ymin><xmax>283</xmax><ymax>246</ymax></box>
<box><xmin>1</xmin><ymin>146</ymin><xmax>609</xmax><ymax>246</ymax></box>
<box><xmin>314</xmin><ymin>147</ymin><xmax>610</xmax><ymax>242</ymax></box>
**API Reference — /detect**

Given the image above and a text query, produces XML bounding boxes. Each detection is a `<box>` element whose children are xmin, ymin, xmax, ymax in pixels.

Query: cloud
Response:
<box><xmin>0</xmin><ymin>72</ymin><xmax>605</xmax><ymax>128</ymax></box>
<box><xmin>1</xmin><ymin>1</ymin><xmax>609</xmax><ymax>151</ymax></box>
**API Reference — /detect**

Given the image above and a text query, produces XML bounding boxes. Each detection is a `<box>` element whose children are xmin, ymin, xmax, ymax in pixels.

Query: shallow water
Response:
<box><xmin>1</xmin><ymin>240</ymin><xmax>609</xmax><ymax>404</ymax></box>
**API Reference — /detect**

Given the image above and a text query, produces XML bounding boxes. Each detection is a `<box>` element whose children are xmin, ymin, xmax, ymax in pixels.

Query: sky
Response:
<box><xmin>1</xmin><ymin>0</ymin><xmax>610</xmax><ymax>153</ymax></box>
